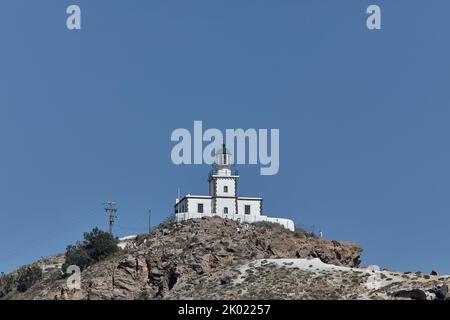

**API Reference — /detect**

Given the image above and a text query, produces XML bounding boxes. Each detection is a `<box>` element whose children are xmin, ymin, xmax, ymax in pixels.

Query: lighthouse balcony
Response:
<box><xmin>209</xmin><ymin>169</ymin><xmax>239</xmax><ymax>177</ymax></box>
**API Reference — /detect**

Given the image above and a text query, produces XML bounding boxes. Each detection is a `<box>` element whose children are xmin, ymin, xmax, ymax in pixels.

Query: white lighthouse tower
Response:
<box><xmin>208</xmin><ymin>145</ymin><xmax>239</xmax><ymax>217</ymax></box>
<box><xmin>174</xmin><ymin>144</ymin><xmax>295</xmax><ymax>231</ymax></box>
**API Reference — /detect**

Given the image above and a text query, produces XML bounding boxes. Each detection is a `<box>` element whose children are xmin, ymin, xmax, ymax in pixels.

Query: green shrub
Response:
<box><xmin>294</xmin><ymin>231</ymin><xmax>306</xmax><ymax>239</ymax></box>
<box><xmin>64</xmin><ymin>245</ymin><xmax>93</xmax><ymax>271</ymax></box>
<box><xmin>62</xmin><ymin>227</ymin><xmax>120</xmax><ymax>272</ymax></box>
<box><xmin>253</xmin><ymin>221</ymin><xmax>283</xmax><ymax>230</ymax></box>
<box><xmin>293</xmin><ymin>227</ymin><xmax>316</xmax><ymax>238</ymax></box>
<box><xmin>0</xmin><ymin>273</ymin><xmax>16</xmax><ymax>297</ymax></box>
<box><xmin>16</xmin><ymin>265</ymin><xmax>42</xmax><ymax>293</ymax></box>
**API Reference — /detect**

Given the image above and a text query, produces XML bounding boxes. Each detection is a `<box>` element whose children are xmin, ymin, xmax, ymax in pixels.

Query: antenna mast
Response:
<box><xmin>103</xmin><ymin>201</ymin><xmax>118</xmax><ymax>234</ymax></box>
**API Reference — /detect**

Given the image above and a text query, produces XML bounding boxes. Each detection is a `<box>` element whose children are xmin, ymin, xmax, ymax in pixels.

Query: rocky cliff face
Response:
<box><xmin>4</xmin><ymin>217</ymin><xmax>449</xmax><ymax>300</ymax></box>
<box><xmin>2</xmin><ymin>217</ymin><xmax>362</xmax><ymax>300</ymax></box>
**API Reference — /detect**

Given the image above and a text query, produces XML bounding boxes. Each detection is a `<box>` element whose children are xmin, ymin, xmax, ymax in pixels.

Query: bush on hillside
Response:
<box><xmin>0</xmin><ymin>273</ymin><xmax>16</xmax><ymax>297</ymax></box>
<box><xmin>0</xmin><ymin>265</ymin><xmax>43</xmax><ymax>295</ymax></box>
<box><xmin>16</xmin><ymin>265</ymin><xmax>42</xmax><ymax>293</ymax></box>
<box><xmin>253</xmin><ymin>221</ymin><xmax>285</xmax><ymax>231</ymax></box>
<box><xmin>294</xmin><ymin>227</ymin><xmax>316</xmax><ymax>239</ymax></box>
<box><xmin>62</xmin><ymin>227</ymin><xmax>120</xmax><ymax>273</ymax></box>
<box><xmin>64</xmin><ymin>245</ymin><xmax>93</xmax><ymax>271</ymax></box>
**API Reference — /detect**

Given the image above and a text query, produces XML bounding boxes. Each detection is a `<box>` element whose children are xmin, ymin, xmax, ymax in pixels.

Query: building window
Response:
<box><xmin>245</xmin><ymin>205</ymin><xmax>251</xmax><ymax>215</ymax></box>
<box><xmin>223</xmin><ymin>155</ymin><xmax>227</xmax><ymax>164</ymax></box>
<box><xmin>198</xmin><ymin>203</ymin><xmax>204</xmax><ymax>213</ymax></box>
<box><xmin>224</xmin><ymin>186</ymin><xmax>228</xmax><ymax>193</ymax></box>
<box><xmin>223</xmin><ymin>207</ymin><xmax>228</xmax><ymax>214</ymax></box>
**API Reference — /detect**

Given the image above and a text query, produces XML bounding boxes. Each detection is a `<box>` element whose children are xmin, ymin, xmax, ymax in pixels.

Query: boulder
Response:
<box><xmin>393</xmin><ymin>289</ymin><xmax>427</xmax><ymax>300</ymax></box>
<box><xmin>192</xmin><ymin>264</ymin><xmax>204</xmax><ymax>275</ymax></box>
<box><xmin>220</xmin><ymin>276</ymin><xmax>231</xmax><ymax>285</ymax></box>
<box><xmin>430</xmin><ymin>284</ymin><xmax>448</xmax><ymax>300</ymax></box>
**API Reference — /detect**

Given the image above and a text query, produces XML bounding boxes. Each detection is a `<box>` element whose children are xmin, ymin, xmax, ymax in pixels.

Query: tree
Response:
<box><xmin>62</xmin><ymin>228</ymin><xmax>120</xmax><ymax>272</ymax></box>
<box><xmin>83</xmin><ymin>228</ymin><xmax>120</xmax><ymax>262</ymax></box>
<box><xmin>64</xmin><ymin>244</ymin><xmax>93</xmax><ymax>272</ymax></box>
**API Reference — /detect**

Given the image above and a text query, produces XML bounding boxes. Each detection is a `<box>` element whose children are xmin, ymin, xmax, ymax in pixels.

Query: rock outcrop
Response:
<box><xmin>1</xmin><ymin>217</ymin><xmax>363</xmax><ymax>300</ymax></box>
<box><xmin>3</xmin><ymin>217</ymin><xmax>449</xmax><ymax>300</ymax></box>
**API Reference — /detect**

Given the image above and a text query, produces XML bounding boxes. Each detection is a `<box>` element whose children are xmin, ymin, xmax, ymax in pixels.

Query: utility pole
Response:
<box><xmin>103</xmin><ymin>201</ymin><xmax>118</xmax><ymax>235</ymax></box>
<box><xmin>148</xmin><ymin>209</ymin><xmax>152</xmax><ymax>234</ymax></box>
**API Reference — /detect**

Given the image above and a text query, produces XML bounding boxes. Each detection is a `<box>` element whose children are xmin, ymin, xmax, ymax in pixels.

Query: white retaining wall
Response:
<box><xmin>174</xmin><ymin>211</ymin><xmax>295</xmax><ymax>231</ymax></box>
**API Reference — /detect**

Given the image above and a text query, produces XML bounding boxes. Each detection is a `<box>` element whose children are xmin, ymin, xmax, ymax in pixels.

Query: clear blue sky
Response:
<box><xmin>1</xmin><ymin>0</ymin><xmax>450</xmax><ymax>274</ymax></box>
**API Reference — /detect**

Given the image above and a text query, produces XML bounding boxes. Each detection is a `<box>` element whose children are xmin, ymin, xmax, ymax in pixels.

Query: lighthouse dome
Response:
<box><xmin>216</xmin><ymin>146</ymin><xmax>232</xmax><ymax>155</ymax></box>
<box><xmin>215</xmin><ymin>144</ymin><xmax>232</xmax><ymax>167</ymax></box>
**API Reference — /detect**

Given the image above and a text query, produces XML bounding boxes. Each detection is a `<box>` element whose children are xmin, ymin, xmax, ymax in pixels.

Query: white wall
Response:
<box><xmin>237</xmin><ymin>199</ymin><xmax>261</xmax><ymax>216</ymax></box>
<box><xmin>187</xmin><ymin>198</ymin><xmax>212</xmax><ymax>214</ymax></box>
<box><xmin>174</xmin><ymin>212</ymin><xmax>295</xmax><ymax>231</ymax></box>
<box><xmin>266</xmin><ymin>217</ymin><xmax>295</xmax><ymax>231</ymax></box>
<box><xmin>215</xmin><ymin>178</ymin><xmax>236</xmax><ymax>197</ymax></box>
<box><xmin>175</xmin><ymin>198</ymin><xmax>188</xmax><ymax>213</ymax></box>
<box><xmin>215</xmin><ymin>197</ymin><xmax>237</xmax><ymax>215</ymax></box>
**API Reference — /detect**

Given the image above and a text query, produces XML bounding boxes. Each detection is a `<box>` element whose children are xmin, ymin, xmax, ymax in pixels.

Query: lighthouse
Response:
<box><xmin>174</xmin><ymin>144</ymin><xmax>295</xmax><ymax>231</ymax></box>
<box><xmin>209</xmin><ymin>145</ymin><xmax>240</xmax><ymax>217</ymax></box>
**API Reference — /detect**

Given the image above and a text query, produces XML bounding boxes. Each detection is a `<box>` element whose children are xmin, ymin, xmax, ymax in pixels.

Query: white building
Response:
<box><xmin>174</xmin><ymin>145</ymin><xmax>295</xmax><ymax>231</ymax></box>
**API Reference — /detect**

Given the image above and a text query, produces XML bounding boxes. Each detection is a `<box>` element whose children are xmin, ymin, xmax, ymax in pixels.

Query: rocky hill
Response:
<box><xmin>1</xmin><ymin>217</ymin><xmax>449</xmax><ymax>300</ymax></box>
